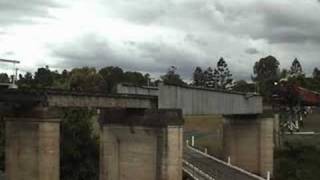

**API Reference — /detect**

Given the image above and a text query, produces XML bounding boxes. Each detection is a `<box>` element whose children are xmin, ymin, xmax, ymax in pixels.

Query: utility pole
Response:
<box><xmin>0</xmin><ymin>58</ymin><xmax>20</xmax><ymax>89</ymax></box>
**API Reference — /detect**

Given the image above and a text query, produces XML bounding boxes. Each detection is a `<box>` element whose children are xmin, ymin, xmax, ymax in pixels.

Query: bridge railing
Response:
<box><xmin>184</xmin><ymin>145</ymin><xmax>267</xmax><ymax>180</ymax></box>
<box><xmin>183</xmin><ymin>160</ymin><xmax>215</xmax><ymax>180</ymax></box>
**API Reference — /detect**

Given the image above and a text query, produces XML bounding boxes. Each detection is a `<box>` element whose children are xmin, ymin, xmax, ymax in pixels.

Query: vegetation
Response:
<box><xmin>192</xmin><ymin>57</ymin><xmax>233</xmax><ymax>89</ymax></box>
<box><xmin>1</xmin><ymin>55</ymin><xmax>320</xmax><ymax>179</ymax></box>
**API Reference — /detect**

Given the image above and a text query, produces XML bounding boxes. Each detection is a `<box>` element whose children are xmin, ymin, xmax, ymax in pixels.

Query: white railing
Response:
<box><xmin>186</xmin><ymin>144</ymin><xmax>267</xmax><ymax>180</ymax></box>
<box><xmin>183</xmin><ymin>160</ymin><xmax>215</xmax><ymax>180</ymax></box>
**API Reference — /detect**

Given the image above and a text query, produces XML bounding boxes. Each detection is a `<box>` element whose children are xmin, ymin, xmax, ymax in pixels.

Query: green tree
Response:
<box><xmin>161</xmin><ymin>66</ymin><xmax>186</xmax><ymax>86</ymax></box>
<box><xmin>17</xmin><ymin>72</ymin><xmax>34</xmax><ymax>88</ymax></box>
<box><xmin>0</xmin><ymin>73</ymin><xmax>9</xmax><ymax>83</ymax></box>
<box><xmin>123</xmin><ymin>71</ymin><xmax>148</xmax><ymax>86</ymax></box>
<box><xmin>192</xmin><ymin>67</ymin><xmax>205</xmax><ymax>87</ymax></box>
<box><xmin>99</xmin><ymin>66</ymin><xmax>124</xmax><ymax>93</ymax></box>
<box><xmin>313</xmin><ymin>68</ymin><xmax>320</xmax><ymax>80</ymax></box>
<box><xmin>34</xmin><ymin>66</ymin><xmax>54</xmax><ymax>88</ymax></box>
<box><xmin>60</xmin><ymin>109</ymin><xmax>99</xmax><ymax>180</ymax></box>
<box><xmin>70</xmin><ymin>67</ymin><xmax>103</xmax><ymax>91</ymax></box>
<box><xmin>204</xmin><ymin>67</ymin><xmax>215</xmax><ymax>88</ymax></box>
<box><xmin>290</xmin><ymin>58</ymin><xmax>304</xmax><ymax>78</ymax></box>
<box><xmin>232</xmin><ymin>80</ymin><xmax>255</xmax><ymax>93</ymax></box>
<box><xmin>253</xmin><ymin>55</ymin><xmax>280</xmax><ymax>98</ymax></box>
<box><xmin>213</xmin><ymin>58</ymin><xmax>233</xmax><ymax>89</ymax></box>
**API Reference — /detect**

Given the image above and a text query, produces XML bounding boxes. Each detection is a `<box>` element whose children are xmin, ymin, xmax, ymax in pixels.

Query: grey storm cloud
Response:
<box><xmin>0</xmin><ymin>0</ymin><xmax>61</xmax><ymax>26</ymax></box>
<box><xmin>51</xmin><ymin>34</ymin><xmax>206</xmax><ymax>79</ymax></box>
<box><xmin>245</xmin><ymin>48</ymin><xmax>259</xmax><ymax>55</ymax></box>
<box><xmin>2</xmin><ymin>0</ymin><xmax>320</xmax><ymax>80</ymax></box>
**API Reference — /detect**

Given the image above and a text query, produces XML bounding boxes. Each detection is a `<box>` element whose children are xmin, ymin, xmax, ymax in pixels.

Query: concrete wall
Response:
<box><xmin>99</xmin><ymin>109</ymin><xmax>184</xmax><ymax>180</ymax></box>
<box><xmin>5</xmin><ymin>120</ymin><xmax>60</xmax><ymax>180</ymax></box>
<box><xmin>159</xmin><ymin>84</ymin><xmax>263</xmax><ymax>116</ymax></box>
<box><xmin>116</xmin><ymin>84</ymin><xmax>159</xmax><ymax>96</ymax></box>
<box><xmin>223</xmin><ymin>116</ymin><xmax>274</xmax><ymax>178</ymax></box>
<box><xmin>100</xmin><ymin>125</ymin><xmax>183</xmax><ymax>180</ymax></box>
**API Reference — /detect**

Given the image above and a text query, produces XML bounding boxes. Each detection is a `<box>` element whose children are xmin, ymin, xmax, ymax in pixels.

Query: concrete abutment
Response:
<box><xmin>99</xmin><ymin>109</ymin><xmax>184</xmax><ymax>180</ymax></box>
<box><xmin>4</xmin><ymin>107</ymin><xmax>60</xmax><ymax>180</ymax></box>
<box><xmin>223</xmin><ymin>115</ymin><xmax>274</xmax><ymax>178</ymax></box>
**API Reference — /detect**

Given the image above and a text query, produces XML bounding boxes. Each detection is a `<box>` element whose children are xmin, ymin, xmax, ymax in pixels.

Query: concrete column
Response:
<box><xmin>4</xmin><ymin>107</ymin><xmax>60</xmax><ymax>180</ymax></box>
<box><xmin>223</xmin><ymin>115</ymin><xmax>274</xmax><ymax>178</ymax></box>
<box><xmin>99</xmin><ymin>109</ymin><xmax>184</xmax><ymax>180</ymax></box>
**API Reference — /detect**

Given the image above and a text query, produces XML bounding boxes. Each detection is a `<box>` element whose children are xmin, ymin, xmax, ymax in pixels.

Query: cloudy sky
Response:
<box><xmin>1</xmin><ymin>0</ymin><xmax>320</xmax><ymax>80</ymax></box>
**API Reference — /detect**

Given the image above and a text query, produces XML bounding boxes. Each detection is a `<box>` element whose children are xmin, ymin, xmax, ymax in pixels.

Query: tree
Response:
<box><xmin>60</xmin><ymin>109</ymin><xmax>99</xmax><ymax>180</ymax></box>
<box><xmin>280</xmin><ymin>69</ymin><xmax>289</xmax><ymax>79</ymax></box>
<box><xmin>0</xmin><ymin>73</ymin><xmax>9</xmax><ymax>83</ymax></box>
<box><xmin>161</xmin><ymin>66</ymin><xmax>186</xmax><ymax>86</ymax></box>
<box><xmin>123</xmin><ymin>71</ymin><xmax>148</xmax><ymax>86</ymax></box>
<box><xmin>70</xmin><ymin>67</ymin><xmax>103</xmax><ymax>91</ymax></box>
<box><xmin>99</xmin><ymin>66</ymin><xmax>124</xmax><ymax>93</ymax></box>
<box><xmin>34</xmin><ymin>66</ymin><xmax>54</xmax><ymax>88</ymax></box>
<box><xmin>213</xmin><ymin>58</ymin><xmax>233</xmax><ymax>89</ymax></box>
<box><xmin>253</xmin><ymin>55</ymin><xmax>280</xmax><ymax>98</ymax></box>
<box><xmin>233</xmin><ymin>80</ymin><xmax>255</xmax><ymax>93</ymax></box>
<box><xmin>290</xmin><ymin>58</ymin><xmax>304</xmax><ymax>77</ymax></box>
<box><xmin>204</xmin><ymin>67</ymin><xmax>215</xmax><ymax>88</ymax></box>
<box><xmin>313</xmin><ymin>68</ymin><xmax>320</xmax><ymax>80</ymax></box>
<box><xmin>17</xmin><ymin>72</ymin><xmax>34</xmax><ymax>88</ymax></box>
<box><xmin>193</xmin><ymin>67</ymin><xmax>205</xmax><ymax>87</ymax></box>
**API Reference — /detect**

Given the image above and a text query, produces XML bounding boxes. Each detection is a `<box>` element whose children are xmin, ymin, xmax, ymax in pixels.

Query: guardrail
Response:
<box><xmin>184</xmin><ymin>144</ymin><xmax>267</xmax><ymax>180</ymax></box>
<box><xmin>183</xmin><ymin>160</ymin><xmax>215</xmax><ymax>180</ymax></box>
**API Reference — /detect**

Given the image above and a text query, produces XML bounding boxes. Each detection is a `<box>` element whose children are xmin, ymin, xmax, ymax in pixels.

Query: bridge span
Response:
<box><xmin>0</xmin><ymin>84</ymin><xmax>271</xmax><ymax>180</ymax></box>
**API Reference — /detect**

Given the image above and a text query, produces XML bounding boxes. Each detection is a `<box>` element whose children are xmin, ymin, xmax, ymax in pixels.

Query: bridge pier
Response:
<box><xmin>223</xmin><ymin>115</ymin><xmax>274</xmax><ymax>178</ymax></box>
<box><xmin>99</xmin><ymin>109</ymin><xmax>184</xmax><ymax>180</ymax></box>
<box><xmin>4</xmin><ymin>106</ymin><xmax>60</xmax><ymax>180</ymax></box>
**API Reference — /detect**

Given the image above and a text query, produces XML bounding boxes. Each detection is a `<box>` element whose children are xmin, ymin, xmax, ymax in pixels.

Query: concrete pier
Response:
<box><xmin>223</xmin><ymin>115</ymin><xmax>274</xmax><ymax>178</ymax></box>
<box><xmin>4</xmin><ymin>107</ymin><xmax>60</xmax><ymax>180</ymax></box>
<box><xmin>99</xmin><ymin>109</ymin><xmax>184</xmax><ymax>180</ymax></box>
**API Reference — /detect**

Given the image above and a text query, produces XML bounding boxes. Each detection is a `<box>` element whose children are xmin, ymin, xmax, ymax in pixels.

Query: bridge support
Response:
<box><xmin>223</xmin><ymin>115</ymin><xmax>274</xmax><ymax>178</ymax></box>
<box><xmin>99</xmin><ymin>109</ymin><xmax>184</xmax><ymax>180</ymax></box>
<box><xmin>4</xmin><ymin>107</ymin><xmax>60</xmax><ymax>180</ymax></box>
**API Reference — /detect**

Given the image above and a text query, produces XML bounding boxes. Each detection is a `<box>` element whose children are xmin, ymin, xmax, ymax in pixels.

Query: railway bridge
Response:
<box><xmin>0</xmin><ymin>83</ymin><xmax>272</xmax><ymax>180</ymax></box>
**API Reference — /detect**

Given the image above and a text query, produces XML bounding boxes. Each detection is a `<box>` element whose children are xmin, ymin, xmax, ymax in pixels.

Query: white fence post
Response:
<box><xmin>191</xmin><ymin>136</ymin><xmax>195</xmax><ymax>147</ymax></box>
<box><xmin>267</xmin><ymin>171</ymin><xmax>270</xmax><ymax>180</ymax></box>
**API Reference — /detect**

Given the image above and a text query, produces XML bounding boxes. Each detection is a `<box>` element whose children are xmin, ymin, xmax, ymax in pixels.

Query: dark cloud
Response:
<box><xmin>0</xmin><ymin>0</ymin><xmax>61</xmax><ymax>26</ymax></box>
<box><xmin>51</xmin><ymin>34</ymin><xmax>206</xmax><ymax>78</ymax></box>
<box><xmin>245</xmin><ymin>48</ymin><xmax>259</xmax><ymax>55</ymax></box>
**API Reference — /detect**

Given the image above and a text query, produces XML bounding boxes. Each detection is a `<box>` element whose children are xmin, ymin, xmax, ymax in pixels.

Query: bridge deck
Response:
<box><xmin>183</xmin><ymin>146</ymin><xmax>265</xmax><ymax>180</ymax></box>
<box><xmin>0</xmin><ymin>88</ymin><xmax>157</xmax><ymax>109</ymax></box>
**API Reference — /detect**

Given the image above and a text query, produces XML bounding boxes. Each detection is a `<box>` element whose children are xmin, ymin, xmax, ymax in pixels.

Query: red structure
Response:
<box><xmin>274</xmin><ymin>84</ymin><xmax>320</xmax><ymax>107</ymax></box>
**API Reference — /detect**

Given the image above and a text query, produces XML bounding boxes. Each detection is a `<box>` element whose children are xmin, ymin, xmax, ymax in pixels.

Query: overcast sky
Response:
<box><xmin>1</xmin><ymin>0</ymin><xmax>320</xmax><ymax>80</ymax></box>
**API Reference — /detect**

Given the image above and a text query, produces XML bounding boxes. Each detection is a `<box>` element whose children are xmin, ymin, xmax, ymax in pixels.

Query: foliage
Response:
<box><xmin>161</xmin><ymin>66</ymin><xmax>186</xmax><ymax>86</ymax></box>
<box><xmin>34</xmin><ymin>66</ymin><xmax>54</xmax><ymax>88</ymax></box>
<box><xmin>289</xmin><ymin>58</ymin><xmax>304</xmax><ymax>78</ymax></box>
<box><xmin>60</xmin><ymin>109</ymin><xmax>99</xmax><ymax>180</ymax></box>
<box><xmin>192</xmin><ymin>67</ymin><xmax>205</xmax><ymax>87</ymax></box>
<box><xmin>232</xmin><ymin>80</ymin><xmax>255</xmax><ymax>93</ymax></box>
<box><xmin>0</xmin><ymin>73</ymin><xmax>9</xmax><ymax>83</ymax></box>
<box><xmin>275</xmin><ymin>140</ymin><xmax>320</xmax><ymax>180</ymax></box>
<box><xmin>70</xmin><ymin>67</ymin><xmax>103</xmax><ymax>91</ymax></box>
<box><xmin>213</xmin><ymin>58</ymin><xmax>233</xmax><ymax>89</ymax></box>
<box><xmin>192</xmin><ymin>58</ymin><xmax>232</xmax><ymax>90</ymax></box>
<box><xmin>313</xmin><ymin>68</ymin><xmax>320</xmax><ymax>80</ymax></box>
<box><xmin>253</xmin><ymin>55</ymin><xmax>280</xmax><ymax>99</ymax></box>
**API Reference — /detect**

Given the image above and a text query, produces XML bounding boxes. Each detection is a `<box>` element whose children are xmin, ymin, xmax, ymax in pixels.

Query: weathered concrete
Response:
<box><xmin>159</xmin><ymin>84</ymin><xmax>262</xmax><ymax>115</ymax></box>
<box><xmin>99</xmin><ymin>109</ymin><xmax>184</xmax><ymax>180</ymax></box>
<box><xmin>4</xmin><ymin>107</ymin><xmax>60</xmax><ymax>180</ymax></box>
<box><xmin>0</xmin><ymin>88</ymin><xmax>157</xmax><ymax>109</ymax></box>
<box><xmin>223</xmin><ymin>115</ymin><xmax>274</xmax><ymax>178</ymax></box>
<box><xmin>116</xmin><ymin>84</ymin><xmax>159</xmax><ymax>96</ymax></box>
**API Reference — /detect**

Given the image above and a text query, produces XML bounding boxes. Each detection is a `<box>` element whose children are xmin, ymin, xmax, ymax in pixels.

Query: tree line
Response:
<box><xmin>1</xmin><ymin>55</ymin><xmax>320</xmax><ymax>179</ymax></box>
